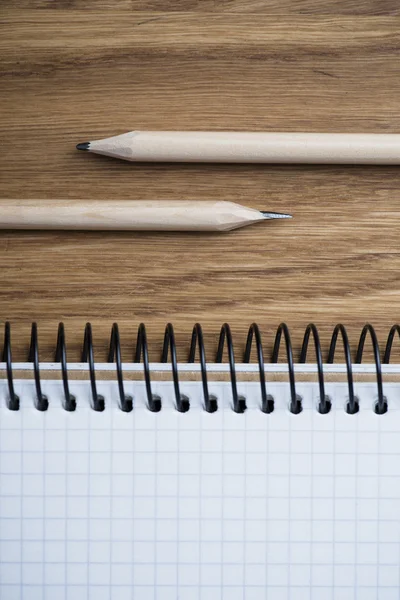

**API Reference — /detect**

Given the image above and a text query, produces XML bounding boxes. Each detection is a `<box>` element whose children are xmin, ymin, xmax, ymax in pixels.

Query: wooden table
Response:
<box><xmin>1</xmin><ymin>1</ymin><xmax>400</xmax><ymax>364</ymax></box>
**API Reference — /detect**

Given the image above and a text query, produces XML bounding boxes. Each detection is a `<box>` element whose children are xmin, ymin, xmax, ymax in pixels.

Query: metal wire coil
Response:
<box><xmin>1</xmin><ymin>322</ymin><xmax>396</xmax><ymax>413</ymax></box>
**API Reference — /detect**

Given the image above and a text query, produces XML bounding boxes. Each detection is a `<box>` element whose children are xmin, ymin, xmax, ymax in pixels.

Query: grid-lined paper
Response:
<box><xmin>0</xmin><ymin>376</ymin><xmax>399</xmax><ymax>600</ymax></box>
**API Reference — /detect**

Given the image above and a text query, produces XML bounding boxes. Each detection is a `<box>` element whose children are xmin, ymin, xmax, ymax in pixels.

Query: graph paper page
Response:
<box><xmin>0</xmin><ymin>377</ymin><xmax>399</xmax><ymax>600</ymax></box>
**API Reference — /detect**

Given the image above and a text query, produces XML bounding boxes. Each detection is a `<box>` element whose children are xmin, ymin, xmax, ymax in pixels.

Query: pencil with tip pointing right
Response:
<box><xmin>0</xmin><ymin>200</ymin><xmax>291</xmax><ymax>233</ymax></box>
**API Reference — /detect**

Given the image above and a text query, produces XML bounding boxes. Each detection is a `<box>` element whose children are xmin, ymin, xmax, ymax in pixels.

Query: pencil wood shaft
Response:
<box><xmin>0</xmin><ymin>200</ymin><xmax>286</xmax><ymax>232</ymax></box>
<box><xmin>81</xmin><ymin>131</ymin><xmax>400</xmax><ymax>164</ymax></box>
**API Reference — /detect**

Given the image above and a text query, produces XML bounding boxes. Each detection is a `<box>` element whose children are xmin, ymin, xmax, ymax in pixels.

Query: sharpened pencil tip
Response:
<box><xmin>261</xmin><ymin>211</ymin><xmax>292</xmax><ymax>220</ymax></box>
<box><xmin>76</xmin><ymin>142</ymin><xmax>90</xmax><ymax>151</ymax></box>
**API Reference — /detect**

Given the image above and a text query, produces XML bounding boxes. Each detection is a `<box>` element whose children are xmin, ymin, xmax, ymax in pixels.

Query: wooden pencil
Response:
<box><xmin>77</xmin><ymin>131</ymin><xmax>400</xmax><ymax>164</ymax></box>
<box><xmin>0</xmin><ymin>200</ymin><xmax>291</xmax><ymax>232</ymax></box>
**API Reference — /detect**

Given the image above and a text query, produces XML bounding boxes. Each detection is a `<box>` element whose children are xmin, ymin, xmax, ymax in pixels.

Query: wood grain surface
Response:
<box><xmin>1</xmin><ymin>2</ymin><xmax>400</xmax><ymax>365</ymax></box>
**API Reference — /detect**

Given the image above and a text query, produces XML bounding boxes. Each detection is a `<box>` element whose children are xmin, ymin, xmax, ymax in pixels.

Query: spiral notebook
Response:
<box><xmin>1</xmin><ymin>323</ymin><xmax>400</xmax><ymax>600</ymax></box>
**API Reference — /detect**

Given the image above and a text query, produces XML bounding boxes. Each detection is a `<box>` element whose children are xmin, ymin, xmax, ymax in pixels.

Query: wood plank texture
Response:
<box><xmin>2</xmin><ymin>1</ymin><xmax>399</xmax><ymax>15</ymax></box>
<box><xmin>1</xmin><ymin>4</ymin><xmax>400</xmax><ymax>363</ymax></box>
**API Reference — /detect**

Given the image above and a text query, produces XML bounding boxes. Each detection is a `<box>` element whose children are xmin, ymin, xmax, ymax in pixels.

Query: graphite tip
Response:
<box><xmin>261</xmin><ymin>211</ymin><xmax>292</xmax><ymax>219</ymax></box>
<box><xmin>76</xmin><ymin>142</ymin><xmax>90</xmax><ymax>151</ymax></box>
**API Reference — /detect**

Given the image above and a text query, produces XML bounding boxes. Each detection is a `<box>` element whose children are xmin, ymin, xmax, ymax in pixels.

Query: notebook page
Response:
<box><xmin>0</xmin><ymin>377</ymin><xmax>399</xmax><ymax>600</ymax></box>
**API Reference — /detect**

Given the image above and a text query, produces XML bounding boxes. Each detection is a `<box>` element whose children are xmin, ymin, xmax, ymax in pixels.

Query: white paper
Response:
<box><xmin>0</xmin><ymin>377</ymin><xmax>399</xmax><ymax>600</ymax></box>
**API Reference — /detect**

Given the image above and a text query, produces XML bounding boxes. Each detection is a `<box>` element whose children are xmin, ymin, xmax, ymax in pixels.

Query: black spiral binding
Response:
<box><xmin>55</xmin><ymin>323</ymin><xmax>76</xmax><ymax>412</ymax></box>
<box><xmin>327</xmin><ymin>324</ymin><xmax>358</xmax><ymax>415</ymax></box>
<box><xmin>244</xmin><ymin>323</ymin><xmax>274</xmax><ymax>413</ymax></box>
<box><xmin>383</xmin><ymin>325</ymin><xmax>400</xmax><ymax>364</ymax></box>
<box><xmin>271</xmin><ymin>323</ymin><xmax>302</xmax><ymax>414</ymax></box>
<box><xmin>299</xmin><ymin>324</ymin><xmax>331</xmax><ymax>414</ymax></box>
<box><xmin>355</xmin><ymin>324</ymin><xmax>388</xmax><ymax>415</ymax></box>
<box><xmin>28</xmin><ymin>323</ymin><xmax>49</xmax><ymax>412</ymax></box>
<box><xmin>0</xmin><ymin>322</ymin><xmax>398</xmax><ymax>413</ymax></box>
<box><xmin>189</xmin><ymin>323</ymin><xmax>217</xmax><ymax>413</ymax></box>
<box><xmin>2</xmin><ymin>322</ymin><xmax>19</xmax><ymax>411</ymax></box>
<box><xmin>81</xmin><ymin>323</ymin><xmax>105</xmax><ymax>412</ymax></box>
<box><xmin>135</xmin><ymin>323</ymin><xmax>161</xmax><ymax>412</ymax></box>
<box><xmin>108</xmin><ymin>323</ymin><xmax>133</xmax><ymax>413</ymax></box>
<box><xmin>162</xmin><ymin>323</ymin><xmax>190</xmax><ymax>413</ymax></box>
<box><xmin>216</xmin><ymin>323</ymin><xmax>247</xmax><ymax>413</ymax></box>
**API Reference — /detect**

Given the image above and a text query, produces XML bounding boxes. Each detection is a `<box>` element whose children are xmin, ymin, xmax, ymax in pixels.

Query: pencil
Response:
<box><xmin>0</xmin><ymin>200</ymin><xmax>291</xmax><ymax>232</ymax></box>
<box><xmin>77</xmin><ymin>131</ymin><xmax>400</xmax><ymax>164</ymax></box>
